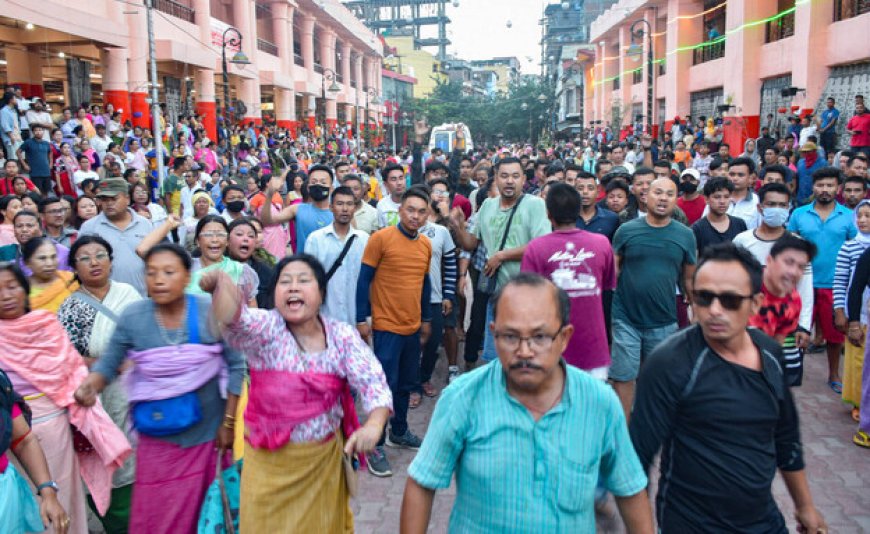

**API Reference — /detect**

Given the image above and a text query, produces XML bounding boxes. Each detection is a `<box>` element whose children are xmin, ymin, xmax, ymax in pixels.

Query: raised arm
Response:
<box><xmin>261</xmin><ymin>172</ymin><xmax>298</xmax><ymax>225</ymax></box>
<box><xmin>135</xmin><ymin>214</ymin><xmax>181</xmax><ymax>258</ymax></box>
<box><xmin>446</xmin><ymin>208</ymin><xmax>479</xmax><ymax>252</ymax></box>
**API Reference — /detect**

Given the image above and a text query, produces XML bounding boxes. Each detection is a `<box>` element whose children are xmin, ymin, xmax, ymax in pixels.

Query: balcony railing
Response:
<box><xmin>692</xmin><ymin>40</ymin><xmax>725</xmax><ymax>65</ymax></box>
<box><xmin>313</xmin><ymin>63</ymin><xmax>324</xmax><ymax>74</ymax></box>
<box><xmin>154</xmin><ymin>0</ymin><xmax>195</xmax><ymax>23</ymax></box>
<box><xmin>765</xmin><ymin>12</ymin><xmax>795</xmax><ymax>42</ymax></box>
<box><xmin>257</xmin><ymin>38</ymin><xmax>278</xmax><ymax>56</ymax></box>
<box><xmin>294</xmin><ymin>53</ymin><xmax>304</xmax><ymax>66</ymax></box>
<box><xmin>834</xmin><ymin>0</ymin><xmax>870</xmax><ymax>20</ymax></box>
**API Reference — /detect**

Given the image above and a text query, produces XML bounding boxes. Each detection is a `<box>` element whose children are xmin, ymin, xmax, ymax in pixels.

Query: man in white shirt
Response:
<box><xmin>306</xmin><ymin>185</ymin><xmax>369</xmax><ymax>324</ymax></box>
<box><xmin>377</xmin><ymin>163</ymin><xmax>406</xmax><ymax>228</ymax></box>
<box><xmin>24</xmin><ymin>98</ymin><xmax>53</xmax><ymax>131</ymax></box>
<box><xmin>90</xmin><ymin>123</ymin><xmax>112</xmax><ymax>158</ymax></box>
<box><xmin>179</xmin><ymin>169</ymin><xmax>205</xmax><ymax>219</ymax></box>
<box><xmin>723</xmin><ymin>156</ymin><xmax>760</xmax><ymax>228</ymax></box>
<box><xmin>73</xmin><ymin>155</ymin><xmax>100</xmax><ymax>196</ymax></box>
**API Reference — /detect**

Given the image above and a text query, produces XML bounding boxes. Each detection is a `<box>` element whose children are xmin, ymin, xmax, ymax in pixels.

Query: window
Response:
<box><xmin>834</xmin><ymin>0</ymin><xmax>870</xmax><ymax>21</ymax></box>
<box><xmin>766</xmin><ymin>0</ymin><xmax>796</xmax><ymax>42</ymax></box>
<box><xmin>632</xmin><ymin>69</ymin><xmax>642</xmax><ymax>84</ymax></box>
<box><xmin>613</xmin><ymin>76</ymin><xmax>620</xmax><ymax>90</ymax></box>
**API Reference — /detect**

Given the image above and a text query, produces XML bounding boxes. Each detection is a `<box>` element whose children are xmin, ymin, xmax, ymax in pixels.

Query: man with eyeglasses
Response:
<box><xmin>630</xmin><ymin>242</ymin><xmax>826</xmax><ymax>534</ymax></box>
<box><xmin>401</xmin><ymin>273</ymin><xmax>654</xmax><ymax>534</ymax></box>
<box><xmin>39</xmin><ymin>197</ymin><xmax>77</xmax><ymax>248</ymax></box>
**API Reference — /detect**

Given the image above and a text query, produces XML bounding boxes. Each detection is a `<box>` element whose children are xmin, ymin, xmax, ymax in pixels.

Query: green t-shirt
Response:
<box><xmin>162</xmin><ymin>173</ymin><xmax>184</xmax><ymax>214</ymax></box>
<box><xmin>612</xmin><ymin>217</ymin><xmax>697</xmax><ymax>328</ymax></box>
<box><xmin>474</xmin><ymin>194</ymin><xmax>552</xmax><ymax>289</ymax></box>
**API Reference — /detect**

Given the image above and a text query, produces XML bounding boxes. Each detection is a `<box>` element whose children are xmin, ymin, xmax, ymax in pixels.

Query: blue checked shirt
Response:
<box><xmin>408</xmin><ymin>360</ymin><xmax>647</xmax><ymax>532</ymax></box>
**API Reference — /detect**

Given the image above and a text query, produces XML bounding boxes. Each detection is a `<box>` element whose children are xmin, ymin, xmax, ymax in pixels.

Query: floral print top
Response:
<box><xmin>224</xmin><ymin>307</ymin><xmax>392</xmax><ymax>443</ymax></box>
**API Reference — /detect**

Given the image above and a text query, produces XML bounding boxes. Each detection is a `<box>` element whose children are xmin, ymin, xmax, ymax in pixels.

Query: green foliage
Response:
<box><xmin>404</xmin><ymin>77</ymin><xmax>554</xmax><ymax>146</ymax></box>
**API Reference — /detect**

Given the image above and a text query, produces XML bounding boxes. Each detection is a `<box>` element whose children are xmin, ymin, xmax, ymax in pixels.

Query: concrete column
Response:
<box><xmin>353</xmin><ymin>54</ymin><xmax>364</xmax><ymax>96</ymax></box>
<box><xmin>340</xmin><ymin>42</ymin><xmax>352</xmax><ymax>91</ymax></box>
<box><xmin>271</xmin><ymin>1</ymin><xmax>292</xmax><ymax>75</ymax></box>
<box><xmin>642</xmin><ymin>9</ymin><xmax>655</xmax><ymax>134</ymax></box>
<box><xmin>617</xmin><ymin>25</ymin><xmax>632</xmax><ymax>128</ymax></box>
<box><xmin>305</xmin><ymin>94</ymin><xmax>316</xmax><ymax>133</ymax></box>
<box><xmin>193</xmin><ymin>0</ymin><xmax>216</xmax><ymax>139</ymax></box>
<box><xmin>344</xmin><ymin>103</ymin><xmax>354</xmax><ymax>135</ymax></box>
<box><xmin>300</xmin><ymin>15</ymin><xmax>316</xmax><ymax>73</ymax></box>
<box><xmin>102</xmin><ymin>48</ymin><xmax>131</xmax><ymax>124</ymax></box>
<box><xmin>791</xmin><ymin>0</ymin><xmax>833</xmax><ymax>113</ymax></box>
<box><xmin>126</xmin><ymin>8</ymin><xmax>150</xmax><ymax>127</ymax></box>
<box><xmin>663</xmin><ymin>0</ymin><xmax>702</xmax><ymax>129</ymax></box>
<box><xmin>26</xmin><ymin>51</ymin><xmax>45</xmax><ymax>100</ymax></box>
<box><xmin>241</xmin><ymin>78</ymin><xmax>262</xmax><ymax>123</ymax></box>
<box><xmin>276</xmin><ymin>87</ymin><xmax>293</xmax><ymax>129</ymax></box>
<box><xmin>4</xmin><ymin>48</ymin><xmax>33</xmax><ymax>97</ymax></box>
<box><xmin>320</xmin><ymin>29</ymin><xmax>338</xmax><ymax>132</ymax></box>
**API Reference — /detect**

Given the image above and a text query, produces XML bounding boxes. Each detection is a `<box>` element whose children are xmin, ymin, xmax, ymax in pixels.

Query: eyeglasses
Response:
<box><xmin>75</xmin><ymin>252</ymin><xmax>110</xmax><ymax>264</ymax></box>
<box><xmin>493</xmin><ymin>328</ymin><xmax>563</xmax><ymax>352</ymax></box>
<box><xmin>691</xmin><ymin>290</ymin><xmax>754</xmax><ymax>311</ymax></box>
<box><xmin>45</xmin><ymin>208</ymin><xmax>66</xmax><ymax>215</ymax></box>
<box><xmin>199</xmin><ymin>232</ymin><xmax>228</xmax><ymax>240</ymax></box>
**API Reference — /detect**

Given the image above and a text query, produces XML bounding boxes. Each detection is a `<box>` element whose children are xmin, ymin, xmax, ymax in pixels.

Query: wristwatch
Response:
<box><xmin>36</xmin><ymin>481</ymin><xmax>59</xmax><ymax>495</ymax></box>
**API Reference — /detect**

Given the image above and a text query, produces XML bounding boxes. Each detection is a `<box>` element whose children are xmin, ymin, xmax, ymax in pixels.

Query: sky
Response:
<box><xmin>442</xmin><ymin>0</ymin><xmax>550</xmax><ymax>74</ymax></box>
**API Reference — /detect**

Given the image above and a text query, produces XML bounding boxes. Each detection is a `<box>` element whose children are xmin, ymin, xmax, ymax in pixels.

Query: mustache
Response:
<box><xmin>510</xmin><ymin>361</ymin><xmax>543</xmax><ymax>371</ymax></box>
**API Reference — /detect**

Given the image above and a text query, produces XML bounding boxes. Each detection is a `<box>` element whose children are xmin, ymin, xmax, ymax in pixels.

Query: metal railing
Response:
<box><xmin>834</xmin><ymin>0</ymin><xmax>870</xmax><ymax>20</ymax></box>
<box><xmin>313</xmin><ymin>63</ymin><xmax>324</xmax><ymax>74</ymax></box>
<box><xmin>765</xmin><ymin>12</ymin><xmax>795</xmax><ymax>42</ymax></box>
<box><xmin>692</xmin><ymin>40</ymin><xmax>725</xmax><ymax>65</ymax></box>
<box><xmin>257</xmin><ymin>38</ymin><xmax>278</xmax><ymax>56</ymax></box>
<box><xmin>153</xmin><ymin>0</ymin><xmax>194</xmax><ymax>23</ymax></box>
<box><xmin>294</xmin><ymin>53</ymin><xmax>304</xmax><ymax>66</ymax></box>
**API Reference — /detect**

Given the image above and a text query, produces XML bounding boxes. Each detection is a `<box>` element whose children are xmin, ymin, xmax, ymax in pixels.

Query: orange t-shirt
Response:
<box><xmin>249</xmin><ymin>191</ymin><xmax>284</xmax><ymax>213</ymax></box>
<box><xmin>362</xmin><ymin>225</ymin><xmax>432</xmax><ymax>335</ymax></box>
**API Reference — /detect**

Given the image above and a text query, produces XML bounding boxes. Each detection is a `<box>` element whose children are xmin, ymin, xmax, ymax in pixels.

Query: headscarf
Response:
<box><xmin>854</xmin><ymin>199</ymin><xmax>870</xmax><ymax>246</ymax></box>
<box><xmin>191</xmin><ymin>190</ymin><xmax>215</xmax><ymax>210</ymax></box>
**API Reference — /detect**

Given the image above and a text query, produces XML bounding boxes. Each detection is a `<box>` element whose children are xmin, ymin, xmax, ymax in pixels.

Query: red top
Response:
<box><xmin>677</xmin><ymin>196</ymin><xmax>707</xmax><ymax>226</ymax></box>
<box><xmin>749</xmin><ymin>283</ymin><xmax>801</xmax><ymax>339</ymax></box>
<box><xmin>0</xmin><ymin>404</ymin><xmax>23</xmax><ymax>473</ymax></box>
<box><xmin>847</xmin><ymin>113</ymin><xmax>870</xmax><ymax>147</ymax></box>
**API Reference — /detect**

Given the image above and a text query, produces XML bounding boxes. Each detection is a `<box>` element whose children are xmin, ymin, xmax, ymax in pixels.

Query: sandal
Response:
<box><xmin>828</xmin><ymin>380</ymin><xmax>843</xmax><ymax>395</ymax></box>
<box><xmin>853</xmin><ymin>430</ymin><xmax>870</xmax><ymax>448</ymax></box>
<box><xmin>409</xmin><ymin>392</ymin><xmax>422</xmax><ymax>409</ymax></box>
<box><xmin>853</xmin><ymin>407</ymin><xmax>861</xmax><ymax>423</ymax></box>
<box><xmin>421</xmin><ymin>382</ymin><xmax>438</xmax><ymax>398</ymax></box>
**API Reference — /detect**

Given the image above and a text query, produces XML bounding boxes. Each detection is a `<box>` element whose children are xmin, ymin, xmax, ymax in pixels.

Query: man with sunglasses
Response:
<box><xmin>630</xmin><ymin>243</ymin><xmax>827</xmax><ymax>534</ymax></box>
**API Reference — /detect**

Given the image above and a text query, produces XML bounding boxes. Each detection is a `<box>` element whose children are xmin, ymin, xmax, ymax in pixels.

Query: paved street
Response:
<box><xmin>353</xmin><ymin>347</ymin><xmax>870</xmax><ymax>533</ymax></box>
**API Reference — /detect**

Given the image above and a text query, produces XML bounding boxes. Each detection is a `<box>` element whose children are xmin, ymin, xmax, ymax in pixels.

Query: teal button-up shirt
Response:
<box><xmin>788</xmin><ymin>201</ymin><xmax>856</xmax><ymax>288</ymax></box>
<box><xmin>408</xmin><ymin>360</ymin><xmax>647</xmax><ymax>533</ymax></box>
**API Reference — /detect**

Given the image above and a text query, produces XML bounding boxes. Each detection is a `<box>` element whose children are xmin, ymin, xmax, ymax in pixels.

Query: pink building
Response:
<box><xmin>0</xmin><ymin>0</ymin><xmax>385</xmax><ymax>140</ymax></box>
<box><xmin>586</xmin><ymin>0</ymin><xmax>870</xmax><ymax>153</ymax></box>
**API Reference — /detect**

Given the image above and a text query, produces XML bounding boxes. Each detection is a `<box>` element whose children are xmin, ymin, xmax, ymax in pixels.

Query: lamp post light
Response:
<box><xmin>220</xmin><ymin>27</ymin><xmax>250</xmax><ymax>128</ymax></box>
<box><xmin>521</xmin><ymin>102</ymin><xmax>532</xmax><ymax>143</ymax></box>
<box><xmin>628</xmin><ymin>19</ymin><xmax>654</xmax><ymax>135</ymax></box>
<box><xmin>321</xmin><ymin>67</ymin><xmax>341</xmax><ymax>140</ymax></box>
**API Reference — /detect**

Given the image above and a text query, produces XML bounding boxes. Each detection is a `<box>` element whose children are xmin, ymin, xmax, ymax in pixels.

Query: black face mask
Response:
<box><xmin>308</xmin><ymin>184</ymin><xmax>330</xmax><ymax>202</ymax></box>
<box><xmin>226</xmin><ymin>200</ymin><xmax>245</xmax><ymax>213</ymax></box>
<box><xmin>679</xmin><ymin>181</ymin><xmax>698</xmax><ymax>194</ymax></box>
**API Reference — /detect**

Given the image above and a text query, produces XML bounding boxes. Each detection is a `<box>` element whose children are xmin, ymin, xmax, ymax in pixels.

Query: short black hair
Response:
<box><xmin>729</xmin><ymin>156</ymin><xmax>756</xmax><ymax>175</ymax></box>
<box><xmin>848</xmin><ymin>154</ymin><xmax>868</xmax><ymax>168</ymax></box>
<box><xmin>605</xmin><ymin>178</ymin><xmax>630</xmax><ymax>196</ymax></box>
<box><xmin>709</xmin><ymin>157</ymin><xmax>729</xmax><ymax>172</ymax></box>
<box><xmin>495</xmin><ymin>157</ymin><xmax>523</xmax><ymax>173</ymax></box>
<box><xmin>843</xmin><ymin>175</ymin><xmax>867</xmax><ymax>189</ymax></box>
<box><xmin>193</xmin><ymin>214</ymin><xmax>228</xmax><ymax>241</ymax></box>
<box><xmin>545</xmin><ymin>162</ymin><xmax>565</xmax><ymax>177</ymax></box>
<box><xmin>574</xmin><ymin>171</ymin><xmax>596</xmax><ymax>183</ymax></box>
<box><xmin>811</xmin><ymin>166</ymin><xmax>841</xmax><ymax>184</ymax></box>
<box><xmin>172</xmin><ymin>157</ymin><xmax>187</xmax><ymax>171</ymax></box>
<box><xmin>307</xmin><ymin>164</ymin><xmax>334</xmax><ymax>182</ymax></box>
<box><xmin>333</xmin><ymin>161</ymin><xmax>350</xmax><ymax>171</ymax></box>
<box><xmin>38</xmin><ymin>196</ymin><xmax>62</xmax><ymax>212</ymax></box>
<box><xmin>695</xmin><ymin>242</ymin><xmax>763</xmax><ymax>295</ymax></box>
<box><xmin>653</xmin><ymin>159</ymin><xmax>671</xmax><ymax>169</ymax></box>
<box><xmin>13</xmin><ymin>209</ymin><xmax>39</xmax><ymax>224</ymax></box>
<box><xmin>427</xmin><ymin>177</ymin><xmax>450</xmax><ymax>190</ymax></box>
<box><xmin>703</xmin><ymin>176</ymin><xmax>734</xmax><ymax>196</ymax></box>
<box><xmin>21</xmin><ymin>236</ymin><xmax>54</xmax><ymax>263</ymax></box>
<box><xmin>69</xmin><ymin>235</ymin><xmax>114</xmax><ymax>270</ymax></box>
<box><xmin>491</xmin><ymin>272</ymin><xmax>570</xmax><ymax>327</ymax></box>
<box><xmin>761</xmin><ymin>164</ymin><xmax>792</xmax><ymax>183</ymax></box>
<box><xmin>270</xmin><ymin>253</ymin><xmax>327</xmax><ymax>302</ymax></box>
<box><xmin>594</xmin><ymin>159</ymin><xmax>612</xmax><ymax>175</ymax></box>
<box><xmin>330</xmin><ymin>185</ymin><xmax>355</xmax><ymax>204</ymax></box>
<box><xmin>425</xmin><ymin>161</ymin><xmax>448</xmax><ymax>174</ymax></box>
<box><xmin>228</xmin><ymin>216</ymin><xmax>258</xmax><ymax>236</ymax></box>
<box><xmin>757</xmin><ymin>182</ymin><xmax>791</xmax><ymax>203</ymax></box>
<box><xmin>0</xmin><ymin>261</ymin><xmax>30</xmax><ymax>311</ymax></box>
<box><xmin>221</xmin><ymin>184</ymin><xmax>246</xmax><ymax>200</ymax></box>
<box><xmin>341</xmin><ymin>173</ymin><xmax>364</xmax><ymax>187</ymax></box>
<box><xmin>545</xmin><ymin>183</ymin><xmax>582</xmax><ymax>225</ymax></box>
<box><xmin>770</xmin><ymin>234</ymin><xmax>817</xmax><ymax>262</ymax></box>
<box><xmin>144</xmin><ymin>242</ymin><xmax>192</xmax><ymax>271</ymax></box>
<box><xmin>632</xmin><ymin>167</ymin><xmax>654</xmax><ymax>183</ymax></box>
<box><xmin>402</xmin><ymin>185</ymin><xmax>430</xmax><ymax>205</ymax></box>
<box><xmin>382</xmin><ymin>163</ymin><xmax>405</xmax><ymax>179</ymax></box>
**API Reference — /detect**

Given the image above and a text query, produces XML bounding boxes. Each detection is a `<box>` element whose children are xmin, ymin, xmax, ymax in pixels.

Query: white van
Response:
<box><xmin>428</xmin><ymin>123</ymin><xmax>474</xmax><ymax>153</ymax></box>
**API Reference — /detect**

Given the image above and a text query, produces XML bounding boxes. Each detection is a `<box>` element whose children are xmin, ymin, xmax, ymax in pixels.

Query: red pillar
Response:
<box><xmin>130</xmin><ymin>92</ymin><xmax>150</xmax><ymax>128</ymax></box>
<box><xmin>104</xmin><ymin>90</ymin><xmax>130</xmax><ymax>124</ymax></box>
<box><xmin>196</xmin><ymin>101</ymin><xmax>217</xmax><ymax>142</ymax></box>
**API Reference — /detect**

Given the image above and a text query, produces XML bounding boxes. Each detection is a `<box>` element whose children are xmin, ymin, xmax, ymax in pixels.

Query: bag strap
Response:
<box><xmin>495</xmin><ymin>194</ymin><xmax>524</xmax><ymax>254</ymax></box>
<box><xmin>325</xmin><ymin>234</ymin><xmax>357</xmax><ymax>282</ymax></box>
<box><xmin>187</xmin><ymin>295</ymin><xmax>200</xmax><ymax>345</ymax></box>
<box><xmin>70</xmin><ymin>292</ymin><xmax>120</xmax><ymax>324</ymax></box>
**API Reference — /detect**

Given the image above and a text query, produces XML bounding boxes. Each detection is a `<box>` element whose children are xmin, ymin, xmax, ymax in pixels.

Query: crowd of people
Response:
<box><xmin>1</xmin><ymin>80</ymin><xmax>869</xmax><ymax>533</ymax></box>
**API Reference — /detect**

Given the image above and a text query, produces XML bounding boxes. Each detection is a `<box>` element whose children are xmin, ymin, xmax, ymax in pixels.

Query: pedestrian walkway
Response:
<box><xmin>353</xmin><ymin>348</ymin><xmax>870</xmax><ymax>533</ymax></box>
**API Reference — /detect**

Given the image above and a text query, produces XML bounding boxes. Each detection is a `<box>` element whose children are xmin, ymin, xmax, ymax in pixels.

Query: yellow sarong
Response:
<box><xmin>843</xmin><ymin>334</ymin><xmax>864</xmax><ymax>407</ymax></box>
<box><xmin>240</xmin><ymin>432</ymin><xmax>353</xmax><ymax>533</ymax></box>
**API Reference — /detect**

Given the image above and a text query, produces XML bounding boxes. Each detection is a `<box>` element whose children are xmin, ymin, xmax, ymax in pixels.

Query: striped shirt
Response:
<box><xmin>833</xmin><ymin>239</ymin><xmax>870</xmax><ymax>322</ymax></box>
<box><xmin>420</xmin><ymin>221</ymin><xmax>458</xmax><ymax>304</ymax></box>
<box><xmin>408</xmin><ymin>360</ymin><xmax>647</xmax><ymax>532</ymax></box>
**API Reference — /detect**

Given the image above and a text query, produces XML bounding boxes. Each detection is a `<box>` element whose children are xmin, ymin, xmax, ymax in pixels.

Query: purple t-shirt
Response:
<box><xmin>521</xmin><ymin>229</ymin><xmax>616</xmax><ymax>370</ymax></box>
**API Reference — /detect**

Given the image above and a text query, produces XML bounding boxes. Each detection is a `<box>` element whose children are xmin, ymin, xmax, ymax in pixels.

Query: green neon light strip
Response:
<box><xmin>592</xmin><ymin>0</ymin><xmax>808</xmax><ymax>86</ymax></box>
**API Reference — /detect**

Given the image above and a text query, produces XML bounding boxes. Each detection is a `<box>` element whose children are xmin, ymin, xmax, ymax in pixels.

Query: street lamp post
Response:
<box><xmin>629</xmin><ymin>19</ymin><xmax>654</xmax><ymax>135</ymax></box>
<box><xmin>363</xmin><ymin>86</ymin><xmax>380</xmax><ymax>149</ymax></box>
<box><xmin>321</xmin><ymin>68</ymin><xmax>341</xmax><ymax>142</ymax></box>
<box><xmin>221</xmin><ymin>27</ymin><xmax>250</xmax><ymax>129</ymax></box>
<box><xmin>521</xmin><ymin>102</ymin><xmax>532</xmax><ymax>143</ymax></box>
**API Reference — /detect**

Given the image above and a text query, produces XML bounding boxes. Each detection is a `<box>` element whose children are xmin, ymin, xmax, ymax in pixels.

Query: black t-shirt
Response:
<box><xmin>630</xmin><ymin>325</ymin><xmax>803</xmax><ymax>533</ymax></box>
<box><xmin>691</xmin><ymin>215</ymin><xmax>748</xmax><ymax>253</ymax></box>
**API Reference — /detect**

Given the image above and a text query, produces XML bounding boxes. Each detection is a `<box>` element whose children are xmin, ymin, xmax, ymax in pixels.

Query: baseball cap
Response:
<box><xmin>799</xmin><ymin>142</ymin><xmax>818</xmax><ymax>152</ymax></box>
<box><xmin>96</xmin><ymin>178</ymin><xmax>129</xmax><ymax>197</ymax></box>
<box><xmin>680</xmin><ymin>168</ymin><xmax>701</xmax><ymax>181</ymax></box>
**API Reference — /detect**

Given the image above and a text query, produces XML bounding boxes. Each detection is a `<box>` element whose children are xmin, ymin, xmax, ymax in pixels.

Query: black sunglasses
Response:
<box><xmin>691</xmin><ymin>290</ymin><xmax>754</xmax><ymax>311</ymax></box>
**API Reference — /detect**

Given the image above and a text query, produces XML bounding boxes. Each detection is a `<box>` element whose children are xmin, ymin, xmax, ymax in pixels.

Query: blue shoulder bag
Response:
<box><xmin>132</xmin><ymin>296</ymin><xmax>204</xmax><ymax>437</ymax></box>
